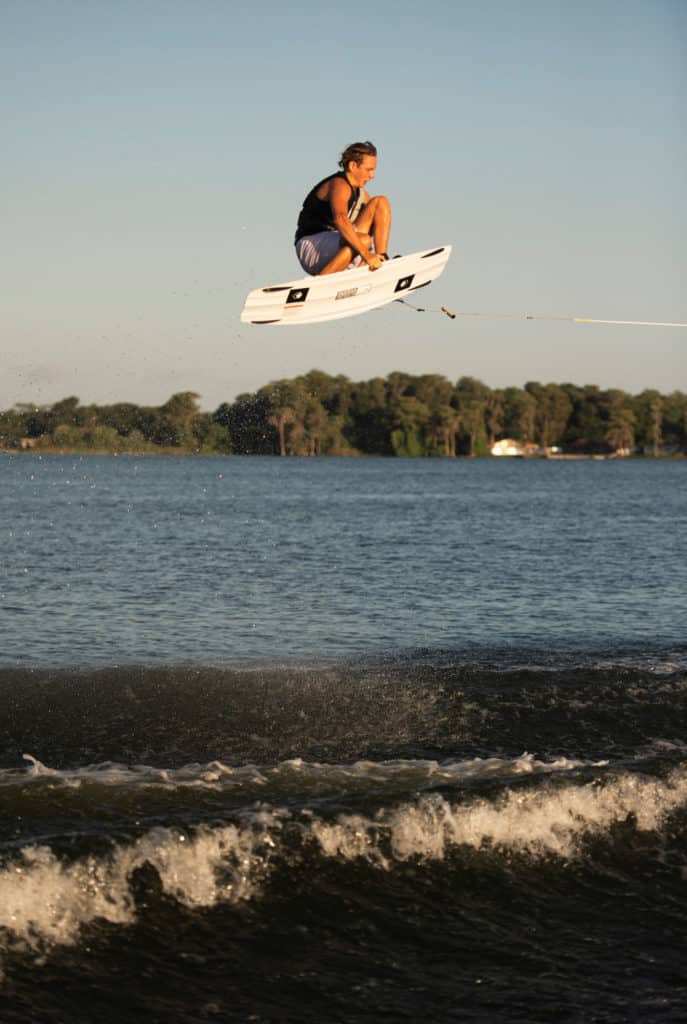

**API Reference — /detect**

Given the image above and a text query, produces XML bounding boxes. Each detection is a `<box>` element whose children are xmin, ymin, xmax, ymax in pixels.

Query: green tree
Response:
<box><xmin>99</xmin><ymin>403</ymin><xmax>144</xmax><ymax>437</ymax></box>
<box><xmin>262</xmin><ymin>379</ymin><xmax>307</xmax><ymax>455</ymax></box>
<box><xmin>302</xmin><ymin>396</ymin><xmax>329</xmax><ymax>456</ymax></box>
<box><xmin>649</xmin><ymin>396</ymin><xmax>663</xmax><ymax>457</ymax></box>
<box><xmin>662</xmin><ymin>391</ymin><xmax>687</xmax><ymax>452</ymax></box>
<box><xmin>348</xmin><ymin>377</ymin><xmax>393</xmax><ymax>455</ymax></box>
<box><xmin>560</xmin><ymin>384</ymin><xmax>605</xmax><ymax>452</ymax></box>
<box><xmin>215</xmin><ymin>393</ymin><xmax>272</xmax><ymax>454</ymax></box>
<box><xmin>4</xmin><ymin>373</ymin><xmax>684</xmax><ymax>459</ymax></box>
<box><xmin>455</xmin><ymin>377</ymin><xmax>490</xmax><ymax>456</ymax></box>
<box><xmin>413</xmin><ymin>375</ymin><xmax>456</xmax><ymax>455</ymax></box>
<box><xmin>158</xmin><ymin>392</ymin><xmax>202</xmax><ymax>447</ymax></box>
<box><xmin>525</xmin><ymin>382</ymin><xmax>572</xmax><ymax>451</ymax></box>
<box><xmin>50</xmin><ymin>396</ymin><xmax>81</xmax><ymax>427</ymax></box>
<box><xmin>192</xmin><ymin>413</ymin><xmax>232</xmax><ymax>453</ymax></box>
<box><xmin>502</xmin><ymin>387</ymin><xmax>537</xmax><ymax>444</ymax></box>
<box><xmin>605</xmin><ymin>406</ymin><xmax>636</xmax><ymax>453</ymax></box>
<box><xmin>52</xmin><ymin>424</ymin><xmax>125</xmax><ymax>451</ymax></box>
<box><xmin>633</xmin><ymin>389</ymin><xmax>663</xmax><ymax>455</ymax></box>
<box><xmin>0</xmin><ymin>409</ymin><xmax>28</xmax><ymax>448</ymax></box>
<box><xmin>269</xmin><ymin>405</ymin><xmax>295</xmax><ymax>456</ymax></box>
<box><xmin>390</xmin><ymin>395</ymin><xmax>430</xmax><ymax>456</ymax></box>
<box><xmin>485</xmin><ymin>389</ymin><xmax>505</xmax><ymax>448</ymax></box>
<box><xmin>20</xmin><ymin>403</ymin><xmax>57</xmax><ymax>439</ymax></box>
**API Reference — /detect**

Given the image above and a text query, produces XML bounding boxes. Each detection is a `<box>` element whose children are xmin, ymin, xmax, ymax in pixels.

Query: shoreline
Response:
<box><xmin>2</xmin><ymin>448</ymin><xmax>683</xmax><ymax>461</ymax></box>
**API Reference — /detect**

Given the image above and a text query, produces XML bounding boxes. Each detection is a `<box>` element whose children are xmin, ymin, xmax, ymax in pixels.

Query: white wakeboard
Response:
<box><xmin>240</xmin><ymin>245</ymin><xmax>452</xmax><ymax>326</ymax></box>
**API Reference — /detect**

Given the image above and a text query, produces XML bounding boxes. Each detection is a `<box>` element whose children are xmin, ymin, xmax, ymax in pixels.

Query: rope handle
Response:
<box><xmin>395</xmin><ymin>298</ymin><xmax>686</xmax><ymax>327</ymax></box>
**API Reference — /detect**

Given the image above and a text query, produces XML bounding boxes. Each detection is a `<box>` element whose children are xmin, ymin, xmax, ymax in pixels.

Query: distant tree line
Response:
<box><xmin>2</xmin><ymin>372</ymin><xmax>686</xmax><ymax>456</ymax></box>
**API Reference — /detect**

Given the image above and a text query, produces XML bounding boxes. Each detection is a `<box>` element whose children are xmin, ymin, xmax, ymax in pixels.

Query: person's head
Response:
<box><xmin>339</xmin><ymin>141</ymin><xmax>377</xmax><ymax>187</ymax></box>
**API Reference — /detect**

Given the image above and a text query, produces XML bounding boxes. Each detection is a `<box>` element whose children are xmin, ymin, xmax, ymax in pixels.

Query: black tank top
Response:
<box><xmin>294</xmin><ymin>173</ymin><xmax>364</xmax><ymax>243</ymax></box>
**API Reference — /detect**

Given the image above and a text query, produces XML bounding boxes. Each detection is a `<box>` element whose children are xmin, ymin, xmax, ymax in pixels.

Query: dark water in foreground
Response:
<box><xmin>1</xmin><ymin>456</ymin><xmax>686</xmax><ymax>1022</ymax></box>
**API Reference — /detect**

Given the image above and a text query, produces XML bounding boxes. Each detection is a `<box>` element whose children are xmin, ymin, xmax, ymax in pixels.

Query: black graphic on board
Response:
<box><xmin>286</xmin><ymin>288</ymin><xmax>309</xmax><ymax>304</ymax></box>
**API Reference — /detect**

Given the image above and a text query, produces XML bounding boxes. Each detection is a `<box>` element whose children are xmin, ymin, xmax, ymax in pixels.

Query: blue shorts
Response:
<box><xmin>295</xmin><ymin>232</ymin><xmax>362</xmax><ymax>275</ymax></box>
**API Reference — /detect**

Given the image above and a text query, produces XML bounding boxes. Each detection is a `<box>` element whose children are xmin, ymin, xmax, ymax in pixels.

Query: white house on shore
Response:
<box><xmin>491</xmin><ymin>438</ymin><xmax>524</xmax><ymax>457</ymax></box>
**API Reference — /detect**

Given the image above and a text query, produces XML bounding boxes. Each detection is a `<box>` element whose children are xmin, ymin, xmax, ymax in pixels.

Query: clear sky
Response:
<box><xmin>3</xmin><ymin>0</ymin><xmax>686</xmax><ymax>411</ymax></box>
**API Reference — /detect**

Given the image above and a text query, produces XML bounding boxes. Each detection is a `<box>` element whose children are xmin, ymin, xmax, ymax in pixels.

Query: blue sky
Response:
<box><xmin>3</xmin><ymin>0</ymin><xmax>685</xmax><ymax>410</ymax></box>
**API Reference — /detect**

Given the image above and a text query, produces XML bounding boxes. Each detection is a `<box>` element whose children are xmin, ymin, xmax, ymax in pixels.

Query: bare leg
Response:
<box><xmin>354</xmin><ymin>195</ymin><xmax>391</xmax><ymax>258</ymax></box>
<box><xmin>318</xmin><ymin>195</ymin><xmax>392</xmax><ymax>275</ymax></box>
<box><xmin>319</xmin><ymin>232</ymin><xmax>372</xmax><ymax>276</ymax></box>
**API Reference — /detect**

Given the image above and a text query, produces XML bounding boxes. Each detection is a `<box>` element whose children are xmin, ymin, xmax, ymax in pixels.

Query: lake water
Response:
<box><xmin>1</xmin><ymin>455</ymin><xmax>686</xmax><ymax>1022</ymax></box>
<box><xmin>1</xmin><ymin>455</ymin><xmax>685</xmax><ymax>665</ymax></box>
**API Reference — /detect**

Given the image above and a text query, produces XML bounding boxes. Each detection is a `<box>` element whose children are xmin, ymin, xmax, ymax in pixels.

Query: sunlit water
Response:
<box><xmin>1</xmin><ymin>455</ymin><xmax>686</xmax><ymax>1023</ymax></box>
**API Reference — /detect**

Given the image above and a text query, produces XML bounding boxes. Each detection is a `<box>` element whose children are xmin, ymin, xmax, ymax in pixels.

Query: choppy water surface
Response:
<box><xmin>1</xmin><ymin>455</ymin><xmax>686</xmax><ymax>1023</ymax></box>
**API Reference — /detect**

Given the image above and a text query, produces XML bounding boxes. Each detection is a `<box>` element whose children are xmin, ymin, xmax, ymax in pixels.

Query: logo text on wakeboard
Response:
<box><xmin>394</xmin><ymin>275</ymin><xmax>415</xmax><ymax>293</ymax></box>
<box><xmin>286</xmin><ymin>287</ymin><xmax>309</xmax><ymax>304</ymax></box>
<box><xmin>335</xmin><ymin>287</ymin><xmax>359</xmax><ymax>301</ymax></box>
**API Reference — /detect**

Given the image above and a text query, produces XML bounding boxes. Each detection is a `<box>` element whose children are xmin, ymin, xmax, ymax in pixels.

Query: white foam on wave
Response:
<box><xmin>0</xmin><ymin>812</ymin><xmax>282</xmax><ymax>954</ymax></box>
<box><xmin>2</xmin><ymin>760</ymin><xmax>685</xmax><ymax>957</ymax></box>
<box><xmin>12</xmin><ymin>754</ymin><xmax>270</xmax><ymax>791</ymax></box>
<box><xmin>7</xmin><ymin>751</ymin><xmax>604</xmax><ymax>798</ymax></box>
<box><xmin>312</xmin><ymin>766</ymin><xmax>687</xmax><ymax>866</ymax></box>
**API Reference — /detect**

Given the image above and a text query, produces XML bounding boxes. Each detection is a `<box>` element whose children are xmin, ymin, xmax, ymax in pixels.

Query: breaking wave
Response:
<box><xmin>2</xmin><ymin>755</ymin><xmax>686</xmax><ymax>956</ymax></box>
